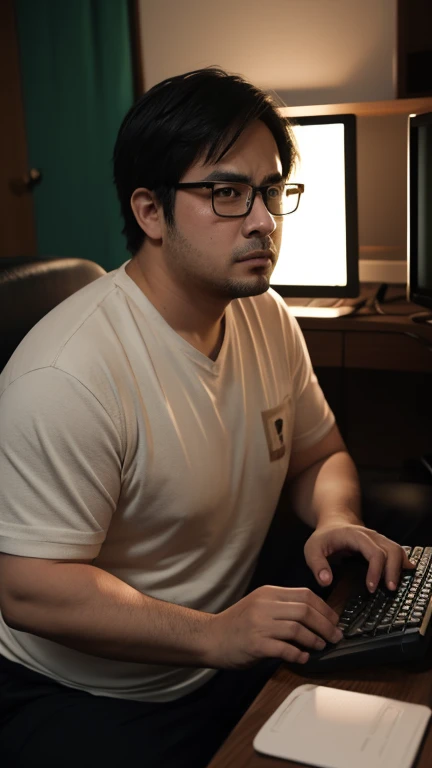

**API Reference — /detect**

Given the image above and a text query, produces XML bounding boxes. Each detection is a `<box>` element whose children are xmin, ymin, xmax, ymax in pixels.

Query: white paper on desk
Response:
<box><xmin>253</xmin><ymin>684</ymin><xmax>431</xmax><ymax>768</ymax></box>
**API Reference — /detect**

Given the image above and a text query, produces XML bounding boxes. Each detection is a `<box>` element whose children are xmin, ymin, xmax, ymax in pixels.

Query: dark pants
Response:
<box><xmin>1</xmin><ymin>481</ymin><xmax>432</xmax><ymax>768</ymax></box>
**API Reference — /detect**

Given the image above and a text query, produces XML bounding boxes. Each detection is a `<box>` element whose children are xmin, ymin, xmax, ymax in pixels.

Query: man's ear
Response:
<box><xmin>130</xmin><ymin>188</ymin><xmax>164</xmax><ymax>240</ymax></box>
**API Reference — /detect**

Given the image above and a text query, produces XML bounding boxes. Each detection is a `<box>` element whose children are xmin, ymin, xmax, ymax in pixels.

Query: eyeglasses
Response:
<box><xmin>174</xmin><ymin>181</ymin><xmax>305</xmax><ymax>218</ymax></box>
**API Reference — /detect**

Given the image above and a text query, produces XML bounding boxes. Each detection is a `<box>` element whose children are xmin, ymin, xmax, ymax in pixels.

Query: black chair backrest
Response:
<box><xmin>0</xmin><ymin>257</ymin><xmax>106</xmax><ymax>372</ymax></box>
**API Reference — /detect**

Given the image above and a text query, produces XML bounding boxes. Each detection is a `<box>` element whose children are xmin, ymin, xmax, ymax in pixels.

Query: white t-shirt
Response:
<box><xmin>0</xmin><ymin>262</ymin><xmax>334</xmax><ymax>702</ymax></box>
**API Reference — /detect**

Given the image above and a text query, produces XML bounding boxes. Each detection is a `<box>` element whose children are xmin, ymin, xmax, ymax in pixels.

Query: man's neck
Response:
<box><xmin>125</xmin><ymin>254</ymin><xmax>227</xmax><ymax>360</ymax></box>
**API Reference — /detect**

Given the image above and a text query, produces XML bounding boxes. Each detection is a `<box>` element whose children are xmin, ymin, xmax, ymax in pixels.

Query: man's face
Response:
<box><xmin>161</xmin><ymin>120</ymin><xmax>285</xmax><ymax>301</ymax></box>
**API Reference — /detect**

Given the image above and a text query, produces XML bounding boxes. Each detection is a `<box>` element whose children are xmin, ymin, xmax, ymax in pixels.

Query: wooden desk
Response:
<box><xmin>293</xmin><ymin>296</ymin><xmax>432</xmax><ymax>374</ymax></box>
<box><xmin>208</xmin><ymin>571</ymin><xmax>432</xmax><ymax>767</ymax></box>
<box><xmin>289</xmin><ymin>294</ymin><xmax>432</xmax><ymax>474</ymax></box>
<box><xmin>207</xmin><ymin>660</ymin><xmax>432</xmax><ymax>768</ymax></box>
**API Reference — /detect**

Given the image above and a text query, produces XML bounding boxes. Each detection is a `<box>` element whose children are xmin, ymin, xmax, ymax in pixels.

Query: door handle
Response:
<box><xmin>9</xmin><ymin>168</ymin><xmax>42</xmax><ymax>195</ymax></box>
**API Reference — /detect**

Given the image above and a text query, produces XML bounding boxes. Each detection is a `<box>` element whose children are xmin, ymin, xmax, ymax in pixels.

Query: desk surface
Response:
<box><xmin>207</xmin><ymin>659</ymin><xmax>432</xmax><ymax>768</ymax></box>
<box><xmin>288</xmin><ymin>289</ymin><xmax>432</xmax><ymax>341</ymax></box>
<box><xmin>208</xmin><ymin>571</ymin><xmax>432</xmax><ymax>767</ymax></box>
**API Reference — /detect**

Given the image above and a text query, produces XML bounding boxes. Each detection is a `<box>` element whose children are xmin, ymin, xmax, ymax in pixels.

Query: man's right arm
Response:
<box><xmin>0</xmin><ymin>370</ymin><xmax>341</xmax><ymax>670</ymax></box>
<box><xmin>0</xmin><ymin>553</ymin><xmax>342</xmax><ymax>669</ymax></box>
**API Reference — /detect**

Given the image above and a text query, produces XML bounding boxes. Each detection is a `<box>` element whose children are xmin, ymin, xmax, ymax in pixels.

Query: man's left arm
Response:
<box><xmin>287</xmin><ymin>423</ymin><xmax>413</xmax><ymax>593</ymax></box>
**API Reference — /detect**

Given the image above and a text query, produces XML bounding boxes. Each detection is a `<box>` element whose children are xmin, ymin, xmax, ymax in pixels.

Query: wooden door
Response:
<box><xmin>0</xmin><ymin>0</ymin><xmax>37</xmax><ymax>258</ymax></box>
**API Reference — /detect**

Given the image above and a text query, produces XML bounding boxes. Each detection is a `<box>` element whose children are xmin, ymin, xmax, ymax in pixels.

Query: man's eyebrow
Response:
<box><xmin>201</xmin><ymin>170</ymin><xmax>284</xmax><ymax>185</ymax></box>
<box><xmin>261</xmin><ymin>172</ymin><xmax>285</xmax><ymax>185</ymax></box>
<box><xmin>202</xmin><ymin>170</ymin><xmax>251</xmax><ymax>183</ymax></box>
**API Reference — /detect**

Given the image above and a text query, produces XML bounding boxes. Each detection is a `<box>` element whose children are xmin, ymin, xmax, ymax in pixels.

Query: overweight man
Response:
<box><xmin>0</xmin><ymin>68</ymin><xmax>412</xmax><ymax>767</ymax></box>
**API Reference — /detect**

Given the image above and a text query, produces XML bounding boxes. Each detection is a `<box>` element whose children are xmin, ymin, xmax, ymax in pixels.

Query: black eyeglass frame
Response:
<box><xmin>174</xmin><ymin>181</ymin><xmax>305</xmax><ymax>218</ymax></box>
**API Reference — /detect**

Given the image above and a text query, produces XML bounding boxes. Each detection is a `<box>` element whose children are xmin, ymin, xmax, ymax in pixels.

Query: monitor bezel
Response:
<box><xmin>408</xmin><ymin>111</ymin><xmax>432</xmax><ymax>310</ymax></box>
<box><xmin>271</xmin><ymin>113</ymin><xmax>359</xmax><ymax>298</ymax></box>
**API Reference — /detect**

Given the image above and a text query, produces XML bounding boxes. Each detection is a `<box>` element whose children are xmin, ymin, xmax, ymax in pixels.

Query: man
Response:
<box><xmin>0</xmin><ymin>68</ymin><xmax>412</xmax><ymax>767</ymax></box>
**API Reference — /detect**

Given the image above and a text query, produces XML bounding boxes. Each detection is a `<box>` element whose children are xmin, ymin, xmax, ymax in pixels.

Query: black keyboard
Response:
<box><xmin>307</xmin><ymin>545</ymin><xmax>432</xmax><ymax>668</ymax></box>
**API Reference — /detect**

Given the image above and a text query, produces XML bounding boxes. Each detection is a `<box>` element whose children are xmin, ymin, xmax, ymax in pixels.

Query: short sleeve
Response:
<box><xmin>0</xmin><ymin>367</ymin><xmax>123</xmax><ymax>559</ymax></box>
<box><xmin>289</xmin><ymin>318</ymin><xmax>335</xmax><ymax>453</ymax></box>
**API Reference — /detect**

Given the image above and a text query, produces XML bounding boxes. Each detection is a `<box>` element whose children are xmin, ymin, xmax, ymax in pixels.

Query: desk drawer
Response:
<box><xmin>302</xmin><ymin>330</ymin><xmax>343</xmax><ymax>367</ymax></box>
<box><xmin>344</xmin><ymin>332</ymin><xmax>432</xmax><ymax>372</ymax></box>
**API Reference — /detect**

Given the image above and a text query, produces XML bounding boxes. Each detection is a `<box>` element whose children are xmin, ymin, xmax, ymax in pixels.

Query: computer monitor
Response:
<box><xmin>408</xmin><ymin>111</ymin><xmax>432</xmax><ymax>324</ymax></box>
<box><xmin>271</xmin><ymin>114</ymin><xmax>359</xmax><ymax>317</ymax></box>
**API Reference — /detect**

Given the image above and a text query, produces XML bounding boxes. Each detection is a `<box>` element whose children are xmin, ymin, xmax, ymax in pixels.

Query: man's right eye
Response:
<box><xmin>214</xmin><ymin>186</ymin><xmax>241</xmax><ymax>199</ymax></box>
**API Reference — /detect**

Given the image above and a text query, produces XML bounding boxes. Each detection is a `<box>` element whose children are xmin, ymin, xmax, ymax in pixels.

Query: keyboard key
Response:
<box><xmin>408</xmin><ymin>617</ymin><xmax>422</xmax><ymax>627</ymax></box>
<box><xmin>375</xmin><ymin>624</ymin><xmax>391</xmax><ymax>634</ymax></box>
<box><xmin>389</xmin><ymin>620</ymin><xmax>406</xmax><ymax>632</ymax></box>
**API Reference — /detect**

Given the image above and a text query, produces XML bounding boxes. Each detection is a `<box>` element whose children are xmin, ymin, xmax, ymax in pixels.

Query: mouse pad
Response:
<box><xmin>253</xmin><ymin>683</ymin><xmax>431</xmax><ymax>768</ymax></box>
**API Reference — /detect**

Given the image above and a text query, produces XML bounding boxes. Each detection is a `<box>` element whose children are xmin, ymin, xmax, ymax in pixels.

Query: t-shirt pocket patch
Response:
<box><xmin>261</xmin><ymin>396</ymin><xmax>292</xmax><ymax>462</ymax></box>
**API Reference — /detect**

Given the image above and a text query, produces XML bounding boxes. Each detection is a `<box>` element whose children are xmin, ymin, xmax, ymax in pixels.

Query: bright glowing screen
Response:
<box><xmin>271</xmin><ymin>122</ymin><xmax>348</xmax><ymax>288</ymax></box>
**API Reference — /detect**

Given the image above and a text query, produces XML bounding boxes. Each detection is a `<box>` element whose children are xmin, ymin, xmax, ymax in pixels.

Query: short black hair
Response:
<box><xmin>113</xmin><ymin>67</ymin><xmax>297</xmax><ymax>254</ymax></box>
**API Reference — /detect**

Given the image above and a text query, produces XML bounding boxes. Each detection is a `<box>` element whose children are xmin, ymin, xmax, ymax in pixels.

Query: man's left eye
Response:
<box><xmin>267</xmin><ymin>186</ymin><xmax>282</xmax><ymax>199</ymax></box>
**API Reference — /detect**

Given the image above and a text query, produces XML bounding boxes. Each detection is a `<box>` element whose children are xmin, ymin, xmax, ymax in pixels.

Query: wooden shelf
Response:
<box><xmin>279</xmin><ymin>96</ymin><xmax>432</xmax><ymax>118</ymax></box>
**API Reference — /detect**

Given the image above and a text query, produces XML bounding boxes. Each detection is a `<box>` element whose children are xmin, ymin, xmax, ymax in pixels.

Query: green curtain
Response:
<box><xmin>15</xmin><ymin>0</ymin><xmax>135</xmax><ymax>271</ymax></box>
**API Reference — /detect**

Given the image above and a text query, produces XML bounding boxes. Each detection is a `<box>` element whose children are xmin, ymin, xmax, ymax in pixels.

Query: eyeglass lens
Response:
<box><xmin>212</xmin><ymin>183</ymin><xmax>300</xmax><ymax>216</ymax></box>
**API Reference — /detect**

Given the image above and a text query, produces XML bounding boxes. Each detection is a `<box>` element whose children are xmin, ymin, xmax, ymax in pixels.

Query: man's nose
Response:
<box><xmin>241</xmin><ymin>192</ymin><xmax>277</xmax><ymax>238</ymax></box>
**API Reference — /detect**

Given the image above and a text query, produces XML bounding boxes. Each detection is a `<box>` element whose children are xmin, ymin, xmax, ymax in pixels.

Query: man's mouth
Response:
<box><xmin>236</xmin><ymin>250</ymin><xmax>274</xmax><ymax>263</ymax></box>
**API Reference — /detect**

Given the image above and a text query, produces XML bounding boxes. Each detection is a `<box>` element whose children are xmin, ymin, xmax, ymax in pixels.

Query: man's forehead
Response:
<box><xmin>185</xmin><ymin>124</ymin><xmax>283</xmax><ymax>183</ymax></box>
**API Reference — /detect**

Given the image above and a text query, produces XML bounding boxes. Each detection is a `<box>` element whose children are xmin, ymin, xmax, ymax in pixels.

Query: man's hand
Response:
<box><xmin>207</xmin><ymin>585</ymin><xmax>343</xmax><ymax>668</ymax></box>
<box><xmin>304</xmin><ymin>521</ymin><xmax>415</xmax><ymax>592</ymax></box>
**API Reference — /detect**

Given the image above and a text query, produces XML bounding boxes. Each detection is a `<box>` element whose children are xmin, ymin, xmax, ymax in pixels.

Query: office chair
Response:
<box><xmin>0</xmin><ymin>257</ymin><xmax>106</xmax><ymax>372</ymax></box>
